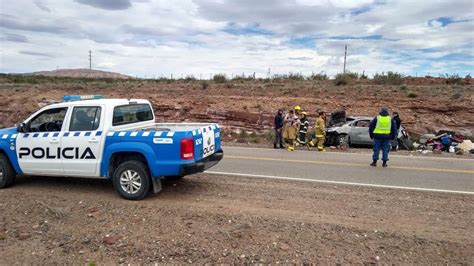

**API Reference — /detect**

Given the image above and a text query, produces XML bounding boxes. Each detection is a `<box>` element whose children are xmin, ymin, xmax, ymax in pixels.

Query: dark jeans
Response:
<box><xmin>274</xmin><ymin>128</ymin><xmax>284</xmax><ymax>147</ymax></box>
<box><xmin>373</xmin><ymin>138</ymin><xmax>391</xmax><ymax>161</ymax></box>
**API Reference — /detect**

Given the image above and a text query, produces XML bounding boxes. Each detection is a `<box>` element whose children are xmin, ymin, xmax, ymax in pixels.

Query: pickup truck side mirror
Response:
<box><xmin>17</xmin><ymin>123</ymin><xmax>27</xmax><ymax>133</ymax></box>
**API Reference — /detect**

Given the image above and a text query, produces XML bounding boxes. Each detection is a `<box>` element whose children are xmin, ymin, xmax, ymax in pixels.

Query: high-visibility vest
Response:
<box><xmin>373</xmin><ymin>115</ymin><xmax>391</xmax><ymax>134</ymax></box>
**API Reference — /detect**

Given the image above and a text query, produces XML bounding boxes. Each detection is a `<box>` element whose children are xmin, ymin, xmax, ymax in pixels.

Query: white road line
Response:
<box><xmin>205</xmin><ymin>171</ymin><xmax>474</xmax><ymax>195</ymax></box>
<box><xmin>222</xmin><ymin>146</ymin><xmax>474</xmax><ymax>161</ymax></box>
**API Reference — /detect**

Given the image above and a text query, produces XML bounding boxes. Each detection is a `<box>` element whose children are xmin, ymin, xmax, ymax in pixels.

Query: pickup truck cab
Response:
<box><xmin>0</xmin><ymin>96</ymin><xmax>223</xmax><ymax>200</ymax></box>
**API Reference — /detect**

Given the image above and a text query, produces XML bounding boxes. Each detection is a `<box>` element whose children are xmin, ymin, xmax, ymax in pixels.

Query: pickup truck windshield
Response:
<box><xmin>113</xmin><ymin>104</ymin><xmax>153</xmax><ymax>126</ymax></box>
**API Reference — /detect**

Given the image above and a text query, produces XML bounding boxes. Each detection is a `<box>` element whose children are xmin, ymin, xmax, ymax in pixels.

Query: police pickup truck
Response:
<box><xmin>0</xmin><ymin>96</ymin><xmax>223</xmax><ymax>200</ymax></box>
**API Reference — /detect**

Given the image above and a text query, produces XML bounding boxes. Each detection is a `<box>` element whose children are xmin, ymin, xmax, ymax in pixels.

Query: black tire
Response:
<box><xmin>398</xmin><ymin>137</ymin><xmax>415</xmax><ymax>150</ymax></box>
<box><xmin>112</xmin><ymin>160</ymin><xmax>150</xmax><ymax>200</ymax></box>
<box><xmin>336</xmin><ymin>134</ymin><xmax>350</xmax><ymax>146</ymax></box>
<box><xmin>0</xmin><ymin>153</ymin><xmax>16</xmax><ymax>189</ymax></box>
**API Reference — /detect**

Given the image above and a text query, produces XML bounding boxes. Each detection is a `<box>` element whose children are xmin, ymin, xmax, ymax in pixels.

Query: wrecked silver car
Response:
<box><xmin>325</xmin><ymin>111</ymin><xmax>413</xmax><ymax>149</ymax></box>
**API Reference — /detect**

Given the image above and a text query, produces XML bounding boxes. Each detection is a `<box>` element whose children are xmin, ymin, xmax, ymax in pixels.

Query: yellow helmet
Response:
<box><xmin>301</xmin><ymin>111</ymin><xmax>308</xmax><ymax>115</ymax></box>
<box><xmin>294</xmin><ymin>105</ymin><xmax>301</xmax><ymax>111</ymax></box>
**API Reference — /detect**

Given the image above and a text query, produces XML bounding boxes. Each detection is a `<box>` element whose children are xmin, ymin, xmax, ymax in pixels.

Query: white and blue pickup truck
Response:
<box><xmin>0</xmin><ymin>96</ymin><xmax>223</xmax><ymax>200</ymax></box>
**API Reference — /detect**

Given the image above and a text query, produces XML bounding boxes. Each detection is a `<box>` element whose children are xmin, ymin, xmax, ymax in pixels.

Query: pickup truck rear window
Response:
<box><xmin>113</xmin><ymin>104</ymin><xmax>153</xmax><ymax>126</ymax></box>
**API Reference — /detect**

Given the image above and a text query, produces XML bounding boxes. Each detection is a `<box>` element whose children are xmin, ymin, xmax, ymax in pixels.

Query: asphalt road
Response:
<box><xmin>207</xmin><ymin>146</ymin><xmax>474</xmax><ymax>194</ymax></box>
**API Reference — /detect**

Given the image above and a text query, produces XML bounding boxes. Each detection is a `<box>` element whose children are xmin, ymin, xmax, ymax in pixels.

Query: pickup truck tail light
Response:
<box><xmin>181</xmin><ymin>138</ymin><xmax>194</xmax><ymax>160</ymax></box>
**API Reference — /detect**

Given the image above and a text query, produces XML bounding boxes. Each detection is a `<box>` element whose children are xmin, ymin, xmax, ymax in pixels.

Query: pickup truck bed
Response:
<box><xmin>104</xmin><ymin>123</ymin><xmax>222</xmax><ymax>178</ymax></box>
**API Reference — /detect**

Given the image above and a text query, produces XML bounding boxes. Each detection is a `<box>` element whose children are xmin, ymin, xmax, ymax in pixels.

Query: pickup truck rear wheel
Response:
<box><xmin>0</xmin><ymin>154</ymin><xmax>16</xmax><ymax>189</ymax></box>
<box><xmin>113</xmin><ymin>160</ymin><xmax>150</xmax><ymax>200</ymax></box>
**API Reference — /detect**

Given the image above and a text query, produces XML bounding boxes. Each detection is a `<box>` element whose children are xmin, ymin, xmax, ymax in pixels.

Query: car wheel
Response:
<box><xmin>0</xmin><ymin>154</ymin><xmax>16</xmax><ymax>189</ymax></box>
<box><xmin>336</xmin><ymin>134</ymin><xmax>350</xmax><ymax>146</ymax></box>
<box><xmin>113</xmin><ymin>160</ymin><xmax>150</xmax><ymax>200</ymax></box>
<box><xmin>398</xmin><ymin>137</ymin><xmax>414</xmax><ymax>150</ymax></box>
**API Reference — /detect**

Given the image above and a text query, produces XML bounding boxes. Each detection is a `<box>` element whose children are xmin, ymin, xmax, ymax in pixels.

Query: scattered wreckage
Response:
<box><xmin>415</xmin><ymin>130</ymin><xmax>474</xmax><ymax>155</ymax></box>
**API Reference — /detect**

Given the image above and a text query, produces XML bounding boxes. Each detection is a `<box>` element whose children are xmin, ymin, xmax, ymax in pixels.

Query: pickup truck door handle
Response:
<box><xmin>88</xmin><ymin>138</ymin><xmax>99</xmax><ymax>143</ymax></box>
<box><xmin>49</xmin><ymin>139</ymin><xmax>59</xmax><ymax>144</ymax></box>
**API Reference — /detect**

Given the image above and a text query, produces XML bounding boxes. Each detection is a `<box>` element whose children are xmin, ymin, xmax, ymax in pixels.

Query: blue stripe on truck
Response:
<box><xmin>0</xmin><ymin>124</ymin><xmax>222</xmax><ymax>178</ymax></box>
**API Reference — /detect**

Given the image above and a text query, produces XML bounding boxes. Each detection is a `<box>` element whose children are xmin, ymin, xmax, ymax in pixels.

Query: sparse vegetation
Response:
<box><xmin>288</xmin><ymin>72</ymin><xmax>305</xmax><ymax>80</ymax></box>
<box><xmin>444</xmin><ymin>74</ymin><xmax>463</xmax><ymax>85</ymax></box>
<box><xmin>400</xmin><ymin>85</ymin><xmax>408</xmax><ymax>91</ymax></box>
<box><xmin>450</xmin><ymin>92</ymin><xmax>463</xmax><ymax>100</ymax></box>
<box><xmin>373</xmin><ymin>71</ymin><xmax>404</xmax><ymax>85</ymax></box>
<box><xmin>308</xmin><ymin>72</ymin><xmax>328</xmax><ymax>81</ymax></box>
<box><xmin>200</xmin><ymin>80</ymin><xmax>209</xmax><ymax>90</ymax></box>
<box><xmin>212</xmin><ymin>73</ymin><xmax>227</xmax><ymax>83</ymax></box>
<box><xmin>232</xmin><ymin>75</ymin><xmax>255</xmax><ymax>81</ymax></box>
<box><xmin>183</xmin><ymin>75</ymin><xmax>196</xmax><ymax>82</ymax></box>
<box><xmin>345</xmin><ymin>72</ymin><xmax>359</xmax><ymax>79</ymax></box>
<box><xmin>407</xmin><ymin>92</ymin><xmax>418</xmax><ymax>98</ymax></box>
<box><xmin>333</xmin><ymin>73</ymin><xmax>355</xmax><ymax>86</ymax></box>
<box><xmin>272</xmin><ymin>72</ymin><xmax>305</xmax><ymax>81</ymax></box>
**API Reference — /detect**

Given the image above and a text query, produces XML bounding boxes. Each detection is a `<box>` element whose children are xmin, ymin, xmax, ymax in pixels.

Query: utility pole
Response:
<box><xmin>89</xmin><ymin>50</ymin><xmax>92</xmax><ymax>70</ymax></box>
<box><xmin>342</xmin><ymin>45</ymin><xmax>347</xmax><ymax>74</ymax></box>
<box><xmin>343</xmin><ymin>45</ymin><xmax>347</xmax><ymax>74</ymax></box>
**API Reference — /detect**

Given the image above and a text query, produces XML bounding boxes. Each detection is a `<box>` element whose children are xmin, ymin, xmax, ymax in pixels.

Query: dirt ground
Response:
<box><xmin>0</xmin><ymin>78</ymin><xmax>473</xmax><ymax>138</ymax></box>
<box><xmin>0</xmin><ymin>174</ymin><xmax>472</xmax><ymax>264</ymax></box>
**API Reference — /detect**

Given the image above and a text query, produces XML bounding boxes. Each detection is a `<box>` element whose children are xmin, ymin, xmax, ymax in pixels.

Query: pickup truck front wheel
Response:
<box><xmin>113</xmin><ymin>160</ymin><xmax>150</xmax><ymax>200</ymax></box>
<box><xmin>0</xmin><ymin>154</ymin><xmax>16</xmax><ymax>189</ymax></box>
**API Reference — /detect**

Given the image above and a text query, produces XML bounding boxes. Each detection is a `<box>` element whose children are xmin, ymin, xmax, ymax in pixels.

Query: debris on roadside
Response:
<box><xmin>415</xmin><ymin>130</ymin><xmax>472</xmax><ymax>155</ymax></box>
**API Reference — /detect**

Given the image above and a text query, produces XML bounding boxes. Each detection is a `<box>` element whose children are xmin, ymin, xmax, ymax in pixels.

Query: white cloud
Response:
<box><xmin>0</xmin><ymin>0</ymin><xmax>472</xmax><ymax>77</ymax></box>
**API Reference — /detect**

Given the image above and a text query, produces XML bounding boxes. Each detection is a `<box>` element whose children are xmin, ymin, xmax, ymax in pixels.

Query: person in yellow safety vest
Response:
<box><xmin>307</xmin><ymin>110</ymin><xmax>326</xmax><ymax>151</ymax></box>
<box><xmin>283</xmin><ymin>109</ymin><xmax>299</xmax><ymax>151</ymax></box>
<box><xmin>369</xmin><ymin>107</ymin><xmax>397</xmax><ymax>167</ymax></box>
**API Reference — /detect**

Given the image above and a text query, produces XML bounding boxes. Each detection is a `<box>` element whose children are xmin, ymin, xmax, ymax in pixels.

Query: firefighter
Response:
<box><xmin>293</xmin><ymin>105</ymin><xmax>302</xmax><ymax>115</ymax></box>
<box><xmin>283</xmin><ymin>109</ymin><xmax>299</xmax><ymax>151</ymax></box>
<box><xmin>308</xmin><ymin>110</ymin><xmax>326</xmax><ymax>151</ymax></box>
<box><xmin>297</xmin><ymin>112</ymin><xmax>309</xmax><ymax>145</ymax></box>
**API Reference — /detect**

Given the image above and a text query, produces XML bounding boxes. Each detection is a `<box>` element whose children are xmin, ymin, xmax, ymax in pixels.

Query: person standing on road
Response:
<box><xmin>297</xmin><ymin>112</ymin><xmax>309</xmax><ymax>145</ymax></box>
<box><xmin>369</xmin><ymin>107</ymin><xmax>397</xmax><ymax>167</ymax></box>
<box><xmin>283</xmin><ymin>109</ymin><xmax>299</xmax><ymax>151</ymax></box>
<box><xmin>307</xmin><ymin>110</ymin><xmax>326</xmax><ymax>151</ymax></box>
<box><xmin>273</xmin><ymin>109</ymin><xmax>285</xmax><ymax>149</ymax></box>
<box><xmin>391</xmin><ymin>112</ymin><xmax>402</xmax><ymax>151</ymax></box>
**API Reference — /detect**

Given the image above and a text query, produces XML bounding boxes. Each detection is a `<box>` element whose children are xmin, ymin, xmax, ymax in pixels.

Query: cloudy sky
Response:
<box><xmin>0</xmin><ymin>0</ymin><xmax>473</xmax><ymax>78</ymax></box>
